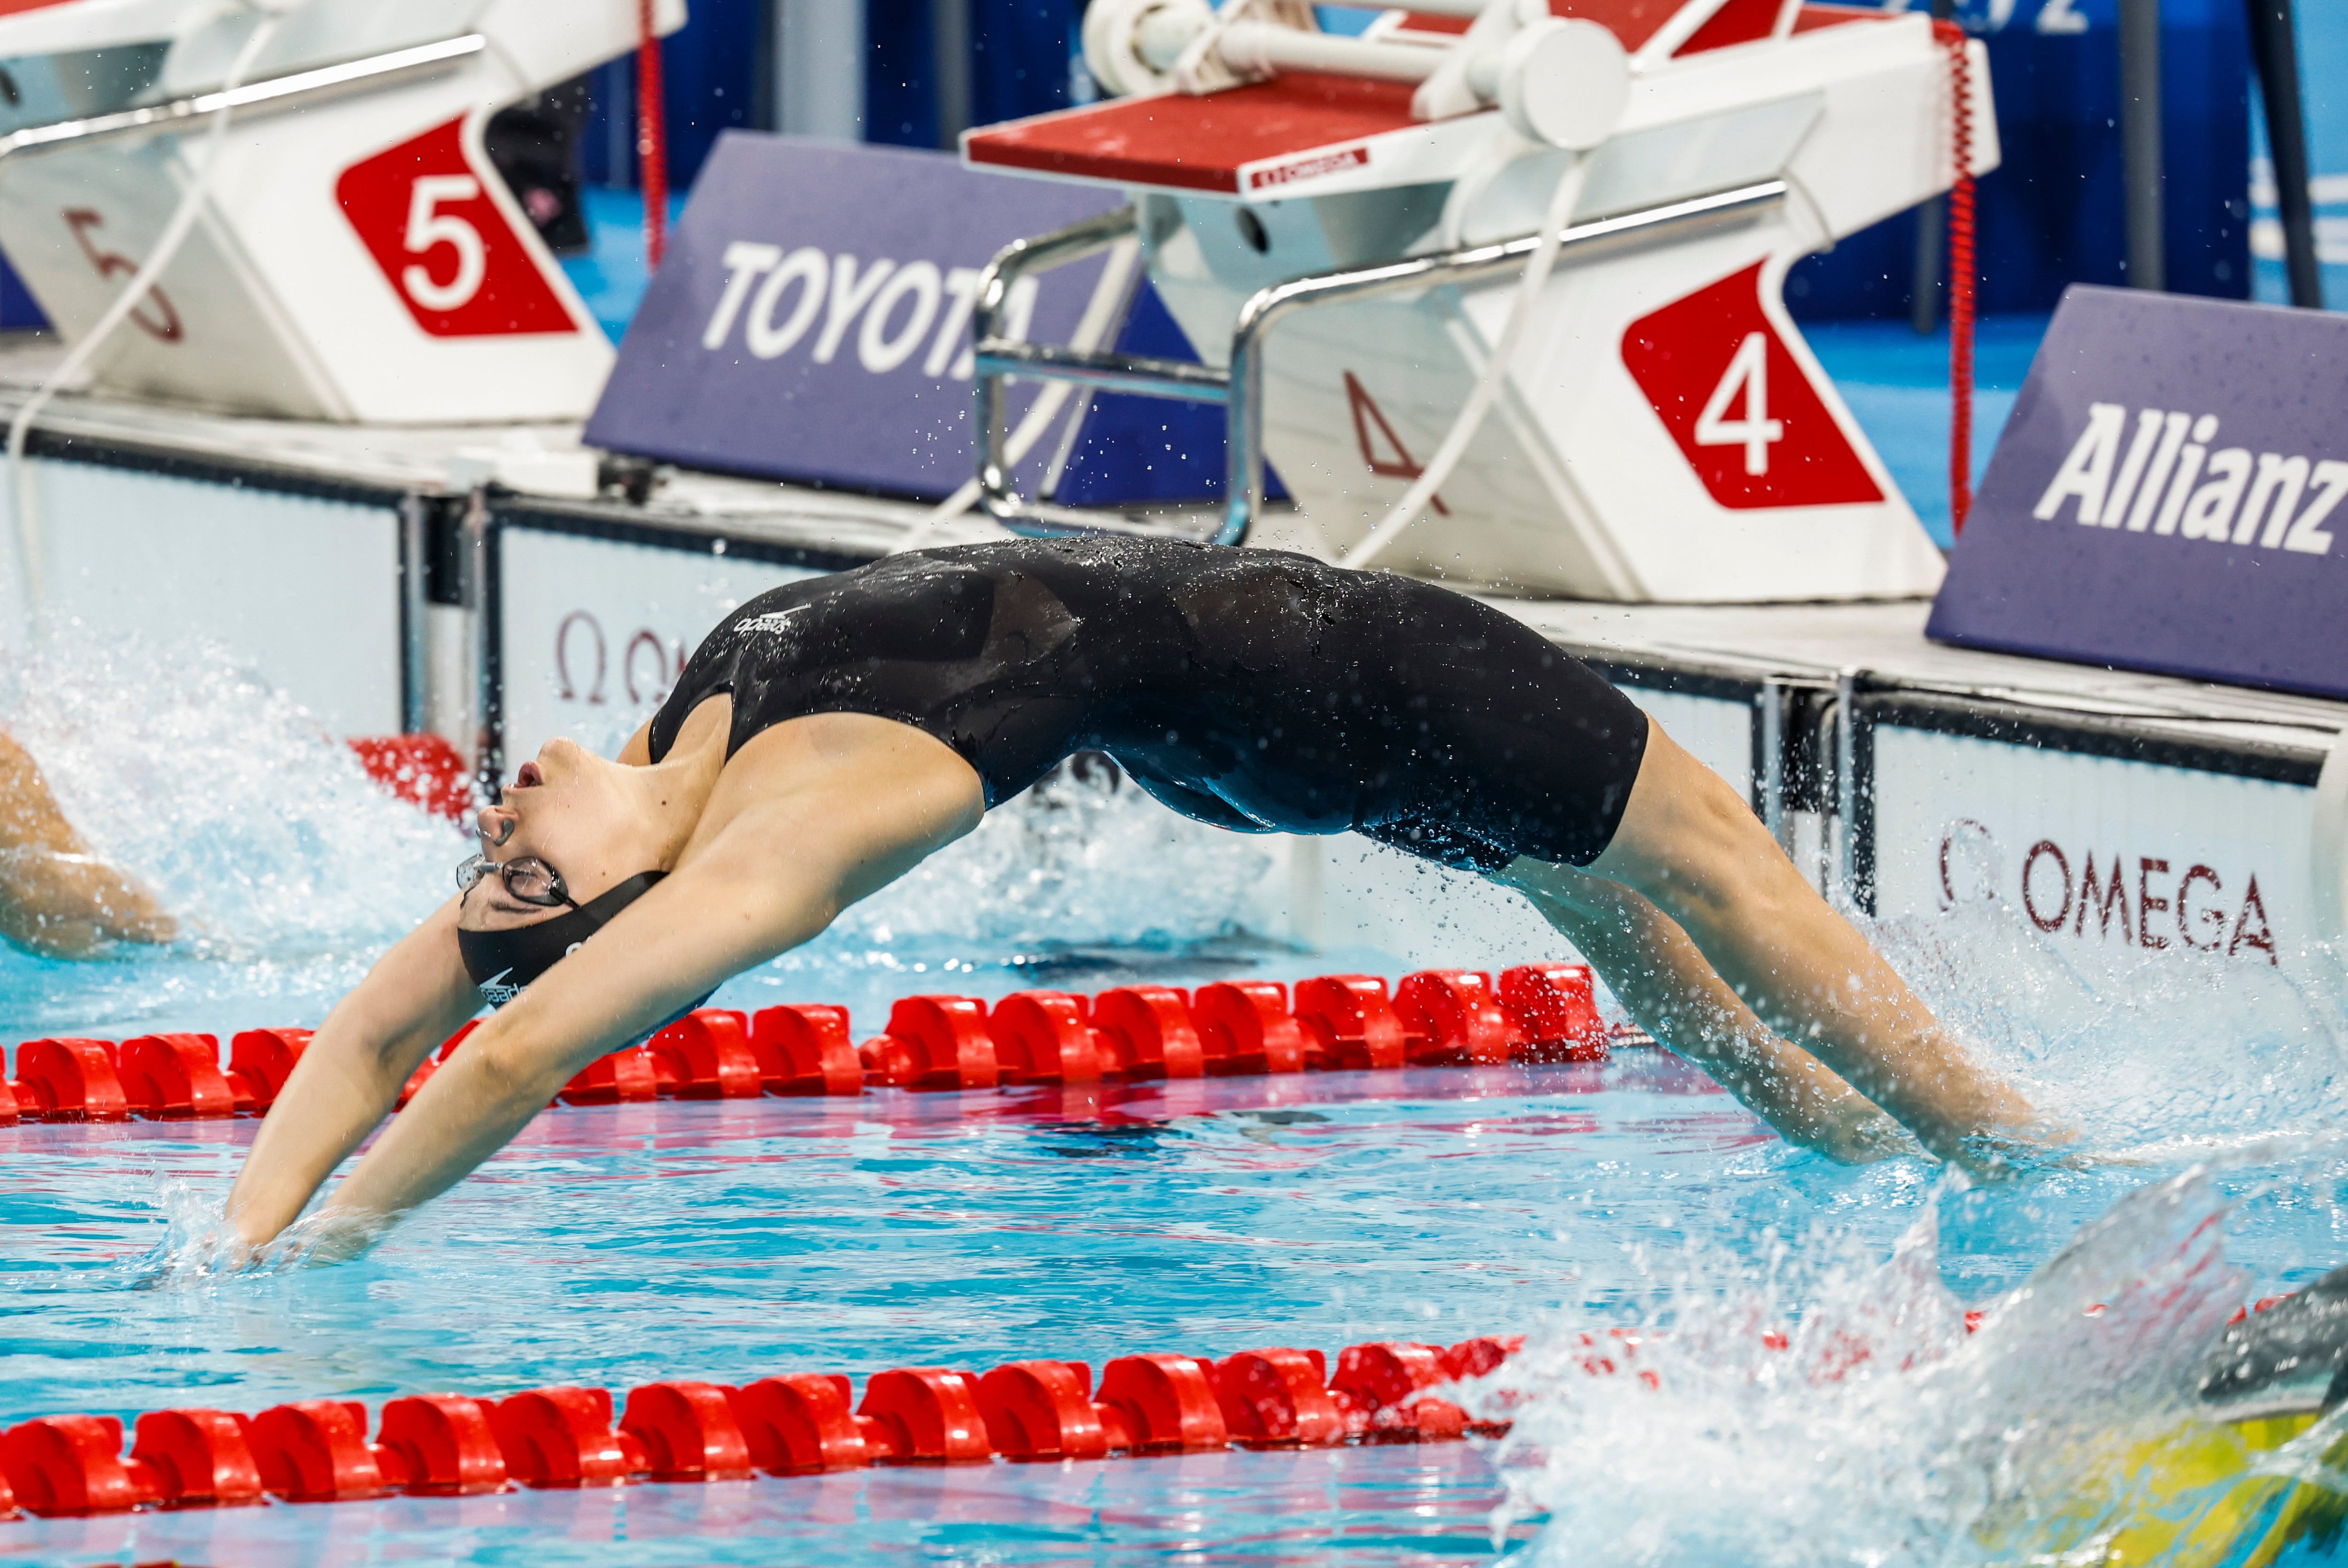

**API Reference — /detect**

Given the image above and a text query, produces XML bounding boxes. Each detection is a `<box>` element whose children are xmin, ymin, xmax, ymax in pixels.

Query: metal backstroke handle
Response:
<box><xmin>969</xmin><ymin>178</ymin><xmax>1788</xmax><ymax>548</ymax></box>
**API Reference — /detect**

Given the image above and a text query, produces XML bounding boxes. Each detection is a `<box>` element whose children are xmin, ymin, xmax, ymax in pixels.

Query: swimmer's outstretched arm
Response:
<box><xmin>0</xmin><ymin>732</ymin><xmax>175</xmax><ymax>956</ymax></box>
<box><xmin>1520</xmin><ymin>720</ymin><xmax>2038</xmax><ymax>1173</ymax></box>
<box><xmin>1496</xmin><ymin>861</ymin><xmax>1914</xmax><ymax>1163</ymax></box>
<box><xmin>225</xmin><ymin>897</ymin><xmax>483</xmax><ymax>1247</ymax></box>
<box><xmin>232</xmin><ymin>714</ymin><xmax>982</xmax><ymax>1253</ymax></box>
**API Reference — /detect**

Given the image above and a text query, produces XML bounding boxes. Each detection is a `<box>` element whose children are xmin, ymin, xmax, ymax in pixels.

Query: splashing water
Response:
<box><xmin>1474</xmin><ymin>1167</ymin><xmax>2260</xmax><ymax>1567</ymax></box>
<box><xmin>1871</xmin><ymin>895</ymin><xmax>2348</xmax><ymax>1165</ymax></box>
<box><xmin>0</xmin><ymin>632</ymin><xmax>465</xmax><ymax>1030</ymax></box>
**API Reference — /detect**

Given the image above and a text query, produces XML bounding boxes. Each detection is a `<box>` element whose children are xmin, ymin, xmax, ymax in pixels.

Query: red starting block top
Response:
<box><xmin>967</xmin><ymin>73</ymin><xmax>1422</xmax><ymax>196</ymax></box>
<box><xmin>962</xmin><ymin>2</ymin><xmax>1886</xmax><ymax>196</ymax></box>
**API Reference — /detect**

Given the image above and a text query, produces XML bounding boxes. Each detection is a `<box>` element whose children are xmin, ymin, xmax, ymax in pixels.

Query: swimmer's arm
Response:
<box><xmin>1498</xmin><ymin>860</ymin><xmax>1916</xmax><ymax>1164</ymax></box>
<box><xmin>0</xmin><ymin>732</ymin><xmax>175</xmax><ymax>956</ymax></box>
<box><xmin>224</xmin><ymin>896</ymin><xmax>482</xmax><ymax>1247</ymax></box>
<box><xmin>317</xmin><ymin>713</ymin><xmax>984</xmax><ymax>1234</ymax></box>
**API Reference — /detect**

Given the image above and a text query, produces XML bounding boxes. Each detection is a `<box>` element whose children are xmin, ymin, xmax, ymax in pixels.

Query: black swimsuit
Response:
<box><xmin>646</xmin><ymin>538</ymin><xmax>1649</xmax><ymax>871</ymax></box>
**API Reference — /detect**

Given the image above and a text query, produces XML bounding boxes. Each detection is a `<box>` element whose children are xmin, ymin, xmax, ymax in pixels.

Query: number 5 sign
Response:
<box><xmin>336</xmin><ymin>116</ymin><xmax>576</xmax><ymax>338</ymax></box>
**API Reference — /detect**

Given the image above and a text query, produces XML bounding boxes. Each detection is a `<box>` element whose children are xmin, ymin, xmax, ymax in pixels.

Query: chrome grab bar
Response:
<box><xmin>970</xmin><ymin>177</ymin><xmax>1788</xmax><ymax>545</ymax></box>
<box><xmin>0</xmin><ymin>33</ymin><xmax>487</xmax><ymax>162</ymax></box>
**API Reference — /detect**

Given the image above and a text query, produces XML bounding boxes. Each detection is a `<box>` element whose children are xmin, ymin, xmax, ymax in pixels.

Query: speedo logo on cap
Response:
<box><xmin>476</xmin><ymin>967</ymin><xmax>523</xmax><ymax>1006</ymax></box>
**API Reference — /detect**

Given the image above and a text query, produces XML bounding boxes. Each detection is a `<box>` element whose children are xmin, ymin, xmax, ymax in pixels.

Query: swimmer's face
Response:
<box><xmin>459</xmin><ymin>739</ymin><xmax>648</xmax><ymax>933</ymax></box>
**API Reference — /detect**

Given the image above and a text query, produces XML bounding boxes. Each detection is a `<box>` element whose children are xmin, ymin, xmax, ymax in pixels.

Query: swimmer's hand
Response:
<box><xmin>1811</xmin><ymin>1100</ymin><xmax>1924</xmax><ymax>1165</ymax></box>
<box><xmin>224</xmin><ymin>1208</ymin><xmax>391</xmax><ymax>1272</ymax></box>
<box><xmin>1946</xmin><ymin>1115</ymin><xmax>2086</xmax><ymax>1181</ymax></box>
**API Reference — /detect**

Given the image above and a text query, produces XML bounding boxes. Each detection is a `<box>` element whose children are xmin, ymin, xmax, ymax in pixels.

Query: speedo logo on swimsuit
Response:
<box><xmin>740</xmin><ymin>606</ymin><xmax>807</xmax><ymax>636</ymax></box>
<box><xmin>697</xmin><ymin>245</ymin><xmax>1040</xmax><ymax>381</ymax></box>
<box><xmin>477</xmin><ymin>967</ymin><xmax>524</xmax><ymax>1005</ymax></box>
<box><xmin>2032</xmin><ymin>404</ymin><xmax>2344</xmax><ymax>554</ymax></box>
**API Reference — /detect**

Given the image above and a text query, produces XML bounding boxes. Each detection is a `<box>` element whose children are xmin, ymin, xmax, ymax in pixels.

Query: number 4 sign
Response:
<box><xmin>336</xmin><ymin>116</ymin><xmax>576</xmax><ymax>338</ymax></box>
<box><xmin>1621</xmin><ymin>261</ymin><xmax>1880</xmax><ymax>510</ymax></box>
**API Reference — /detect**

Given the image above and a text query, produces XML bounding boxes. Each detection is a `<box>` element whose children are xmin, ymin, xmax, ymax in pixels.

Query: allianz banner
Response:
<box><xmin>586</xmin><ymin>132</ymin><xmax>1120</xmax><ymax>499</ymax></box>
<box><xmin>1929</xmin><ymin>286</ymin><xmax>2348</xmax><ymax>701</ymax></box>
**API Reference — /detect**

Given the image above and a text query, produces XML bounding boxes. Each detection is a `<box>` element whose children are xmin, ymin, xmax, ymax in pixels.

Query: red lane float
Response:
<box><xmin>2</xmin><ymin>960</ymin><xmax>1628</xmax><ymax>1129</ymax></box>
<box><xmin>987</xmin><ymin>992</ymin><xmax>1100</xmax><ymax>1086</ymax></box>
<box><xmin>130</xmin><ymin>1409</ymin><xmax>265</xmax><ymax>1507</ymax></box>
<box><xmin>1393</xmin><ymin>972</ymin><xmax>1516</xmax><ymax>1066</ymax></box>
<box><xmin>14</xmin><ymin>1039</ymin><xmax>130</xmax><ymax>1122</ymax></box>
<box><xmin>751</xmin><ymin>1005</ymin><xmax>864</xmax><ymax>1096</ymax></box>
<box><xmin>1090</xmin><ymin>986</ymin><xmax>1206</xmax><ymax>1081</ymax></box>
<box><xmin>487</xmin><ymin>1388</ymin><xmax>646</xmax><ymax>1488</ymax></box>
<box><xmin>975</xmin><ymin>1361</ymin><xmax>1108</xmax><ymax>1461</ymax></box>
<box><xmin>0</xmin><ymin>1415</ymin><xmax>158</xmax><ymax>1515</ymax></box>
<box><xmin>620</xmin><ymin>1382</ymin><xmax>754</xmax><ymax>1482</ymax></box>
<box><xmin>557</xmin><ymin>1046</ymin><xmax>661</xmax><ymax>1106</ymax></box>
<box><xmin>729</xmin><ymin>1374</ymin><xmax>868</xmax><ymax>1473</ymax></box>
<box><xmin>374</xmin><ymin>1396</ymin><xmax>508</xmax><ymax>1496</ymax></box>
<box><xmin>0</xmin><ymin>1332</ymin><xmax>1522</xmax><ymax>1527</ymax></box>
<box><xmin>116</xmin><ymin>1034</ymin><xmax>235</xmax><ymax>1120</ymax></box>
<box><xmin>1215</xmin><ymin>1348</ymin><xmax>1344</xmax><ymax>1448</ymax></box>
<box><xmin>348</xmin><ymin>733</ymin><xmax>473</xmax><ymax>823</ymax></box>
<box><xmin>1499</xmin><ymin>964</ymin><xmax>1605</xmax><ymax>1062</ymax></box>
<box><xmin>1291</xmin><ymin>975</ymin><xmax>1409</xmax><ymax>1071</ymax></box>
<box><xmin>865</xmin><ymin>996</ymin><xmax>999</xmax><ymax>1092</ymax></box>
<box><xmin>647</xmin><ymin>1012</ymin><xmax>762</xmax><ymax>1100</ymax></box>
<box><xmin>243</xmin><ymin>1400</ymin><xmax>391</xmax><ymax>1501</ymax></box>
<box><xmin>858</xmin><ymin>1368</ymin><xmax>992</xmax><ymax>1463</ymax></box>
<box><xmin>1097</xmin><ymin>1354</ymin><xmax>1228</xmax><ymax>1452</ymax></box>
<box><xmin>1193</xmin><ymin>981</ymin><xmax>1305</xmax><ymax>1076</ymax></box>
<box><xmin>227</xmin><ymin>1028</ymin><xmax>310</xmax><ymax>1113</ymax></box>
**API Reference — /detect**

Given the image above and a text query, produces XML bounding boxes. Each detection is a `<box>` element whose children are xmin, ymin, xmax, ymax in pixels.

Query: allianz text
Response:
<box><xmin>700</xmin><ymin>242</ymin><xmax>1042</xmax><ymax>378</ymax></box>
<box><xmin>2033</xmin><ymin>403</ymin><xmax>2341</xmax><ymax>555</ymax></box>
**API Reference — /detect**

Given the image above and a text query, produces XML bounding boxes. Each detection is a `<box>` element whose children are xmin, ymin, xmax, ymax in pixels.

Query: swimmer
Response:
<box><xmin>226</xmin><ymin>537</ymin><xmax>2037</xmax><ymax>1251</ymax></box>
<box><xmin>0</xmin><ymin>731</ymin><xmax>174</xmax><ymax>956</ymax></box>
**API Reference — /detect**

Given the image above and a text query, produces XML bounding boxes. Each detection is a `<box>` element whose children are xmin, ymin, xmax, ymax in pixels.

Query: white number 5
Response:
<box><xmin>402</xmin><ymin>174</ymin><xmax>486</xmax><ymax>312</ymax></box>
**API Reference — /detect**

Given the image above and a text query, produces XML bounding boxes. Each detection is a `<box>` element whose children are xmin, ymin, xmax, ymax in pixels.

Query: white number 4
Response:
<box><xmin>1696</xmin><ymin>331</ymin><xmax>1784</xmax><ymax>477</ymax></box>
<box><xmin>402</xmin><ymin>174</ymin><xmax>487</xmax><ymax>313</ymax></box>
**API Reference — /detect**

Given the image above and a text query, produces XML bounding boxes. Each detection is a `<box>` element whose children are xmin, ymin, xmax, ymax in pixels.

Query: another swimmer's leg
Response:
<box><xmin>1579</xmin><ymin>719</ymin><xmax>2036</xmax><ymax>1172</ymax></box>
<box><xmin>0</xmin><ymin>732</ymin><xmax>177</xmax><ymax>956</ymax></box>
<box><xmin>1495</xmin><ymin>859</ymin><xmax>1914</xmax><ymax>1163</ymax></box>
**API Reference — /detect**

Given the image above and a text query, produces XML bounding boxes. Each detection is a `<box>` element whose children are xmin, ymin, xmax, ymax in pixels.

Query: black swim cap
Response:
<box><xmin>458</xmin><ymin>871</ymin><xmax>664</xmax><ymax>1007</ymax></box>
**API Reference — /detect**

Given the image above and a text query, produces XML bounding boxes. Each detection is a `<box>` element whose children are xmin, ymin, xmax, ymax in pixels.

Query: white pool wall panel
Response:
<box><xmin>20</xmin><ymin>457</ymin><xmax>402</xmax><ymax>737</ymax></box>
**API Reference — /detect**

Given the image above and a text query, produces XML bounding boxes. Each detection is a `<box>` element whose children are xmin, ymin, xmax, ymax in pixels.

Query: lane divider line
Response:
<box><xmin>1</xmin><ymin>963</ymin><xmax>1655</xmax><ymax>1127</ymax></box>
<box><xmin>0</xmin><ymin>1336</ymin><xmax>1525</xmax><ymax>1521</ymax></box>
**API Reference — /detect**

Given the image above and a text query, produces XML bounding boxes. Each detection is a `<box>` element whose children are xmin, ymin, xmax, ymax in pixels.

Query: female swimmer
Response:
<box><xmin>226</xmin><ymin>537</ymin><xmax>2037</xmax><ymax>1250</ymax></box>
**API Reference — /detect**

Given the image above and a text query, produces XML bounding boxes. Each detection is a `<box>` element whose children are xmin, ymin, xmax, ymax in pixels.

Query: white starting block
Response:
<box><xmin>0</xmin><ymin>0</ymin><xmax>676</xmax><ymax>424</ymax></box>
<box><xmin>963</xmin><ymin>0</ymin><xmax>1992</xmax><ymax>601</ymax></box>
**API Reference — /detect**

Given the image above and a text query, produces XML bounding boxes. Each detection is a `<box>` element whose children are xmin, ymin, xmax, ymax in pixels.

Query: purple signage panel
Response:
<box><xmin>586</xmin><ymin>132</ymin><xmax>1120</xmax><ymax>499</ymax></box>
<box><xmin>1928</xmin><ymin>286</ymin><xmax>2348</xmax><ymax>701</ymax></box>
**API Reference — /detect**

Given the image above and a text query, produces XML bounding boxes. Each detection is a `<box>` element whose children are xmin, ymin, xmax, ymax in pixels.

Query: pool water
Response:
<box><xmin>5</xmin><ymin>637</ymin><xmax>2348</xmax><ymax>1565</ymax></box>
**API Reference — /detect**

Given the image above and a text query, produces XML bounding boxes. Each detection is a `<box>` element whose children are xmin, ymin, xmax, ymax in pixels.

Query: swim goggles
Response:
<box><xmin>455</xmin><ymin>852</ymin><xmax>581</xmax><ymax>911</ymax></box>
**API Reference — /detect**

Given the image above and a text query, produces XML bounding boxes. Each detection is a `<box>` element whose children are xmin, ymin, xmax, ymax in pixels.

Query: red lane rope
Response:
<box><xmin>0</xmin><ymin>1335</ymin><xmax>1528</xmax><ymax>1518</ymax></box>
<box><xmin>637</xmin><ymin>0</ymin><xmax>669</xmax><ymax>271</ymax></box>
<box><xmin>0</xmin><ymin>964</ymin><xmax>1654</xmax><ymax>1127</ymax></box>
<box><xmin>1937</xmin><ymin>19</ymin><xmax>1977</xmax><ymax>534</ymax></box>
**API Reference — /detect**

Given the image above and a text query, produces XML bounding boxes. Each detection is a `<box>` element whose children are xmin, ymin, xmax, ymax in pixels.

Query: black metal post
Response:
<box><xmin>2119</xmin><ymin>0</ymin><xmax>2165</xmax><ymax>290</ymax></box>
<box><xmin>2246</xmin><ymin>0</ymin><xmax>2322</xmax><ymax>308</ymax></box>
<box><xmin>932</xmin><ymin>0</ymin><xmax>971</xmax><ymax>148</ymax></box>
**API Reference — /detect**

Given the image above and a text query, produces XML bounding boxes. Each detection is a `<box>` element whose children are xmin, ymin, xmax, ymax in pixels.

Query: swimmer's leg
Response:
<box><xmin>1493</xmin><ymin>859</ymin><xmax>1913</xmax><ymax>1163</ymax></box>
<box><xmin>1565</xmin><ymin>719</ymin><xmax>2034</xmax><ymax>1172</ymax></box>
<box><xmin>0</xmin><ymin>732</ymin><xmax>176</xmax><ymax>956</ymax></box>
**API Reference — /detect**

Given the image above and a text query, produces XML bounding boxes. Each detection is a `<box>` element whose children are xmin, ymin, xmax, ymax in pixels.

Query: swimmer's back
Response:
<box><xmin>647</xmin><ymin>537</ymin><xmax>1648</xmax><ymax>869</ymax></box>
